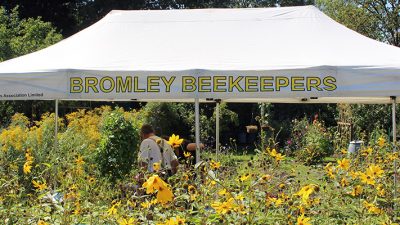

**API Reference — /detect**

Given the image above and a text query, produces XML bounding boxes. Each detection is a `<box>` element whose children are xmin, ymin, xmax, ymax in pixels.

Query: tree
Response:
<box><xmin>316</xmin><ymin>0</ymin><xmax>400</xmax><ymax>138</ymax></box>
<box><xmin>0</xmin><ymin>6</ymin><xmax>62</xmax><ymax>65</ymax></box>
<box><xmin>317</xmin><ymin>0</ymin><xmax>400</xmax><ymax>46</ymax></box>
<box><xmin>0</xmin><ymin>7</ymin><xmax>63</xmax><ymax>126</ymax></box>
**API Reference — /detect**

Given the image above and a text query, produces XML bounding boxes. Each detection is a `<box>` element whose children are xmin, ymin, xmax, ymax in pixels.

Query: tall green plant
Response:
<box><xmin>95</xmin><ymin>110</ymin><xmax>139</xmax><ymax>180</ymax></box>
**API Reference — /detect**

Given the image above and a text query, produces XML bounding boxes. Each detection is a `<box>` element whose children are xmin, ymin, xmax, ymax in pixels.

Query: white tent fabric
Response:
<box><xmin>0</xmin><ymin>6</ymin><xmax>400</xmax><ymax>103</ymax></box>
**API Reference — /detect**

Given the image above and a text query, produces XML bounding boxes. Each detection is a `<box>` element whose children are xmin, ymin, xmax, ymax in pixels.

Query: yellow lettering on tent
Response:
<box><xmin>85</xmin><ymin>77</ymin><xmax>99</xmax><ymax>93</ymax></box>
<box><xmin>68</xmin><ymin>75</ymin><xmax>337</xmax><ymax>94</ymax></box>
<box><xmin>182</xmin><ymin>76</ymin><xmax>196</xmax><ymax>92</ymax></box>
<box><xmin>260</xmin><ymin>76</ymin><xmax>274</xmax><ymax>92</ymax></box>
<box><xmin>147</xmin><ymin>76</ymin><xmax>160</xmax><ymax>92</ymax></box>
<box><xmin>306</xmin><ymin>77</ymin><xmax>323</xmax><ymax>91</ymax></box>
<box><xmin>161</xmin><ymin>76</ymin><xmax>176</xmax><ymax>92</ymax></box>
<box><xmin>323</xmin><ymin>76</ymin><xmax>337</xmax><ymax>91</ymax></box>
<box><xmin>228</xmin><ymin>76</ymin><xmax>244</xmax><ymax>92</ymax></box>
<box><xmin>116</xmin><ymin>76</ymin><xmax>132</xmax><ymax>93</ymax></box>
<box><xmin>291</xmin><ymin>77</ymin><xmax>305</xmax><ymax>91</ymax></box>
<box><xmin>275</xmin><ymin>77</ymin><xmax>289</xmax><ymax>91</ymax></box>
<box><xmin>213</xmin><ymin>76</ymin><xmax>227</xmax><ymax>92</ymax></box>
<box><xmin>99</xmin><ymin>77</ymin><xmax>115</xmax><ymax>93</ymax></box>
<box><xmin>199</xmin><ymin>76</ymin><xmax>212</xmax><ymax>92</ymax></box>
<box><xmin>245</xmin><ymin>76</ymin><xmax>258</xmax><ymax>92</ymax></box>
<box><xmin>133</xmin><ymin>77</ymin><xmax>145</xmax><ymax>92</ymax></box>
<box><xmin>70</xmin><ymin>78</ymin><xmax>83</xmax><ymax>93</ymax></box>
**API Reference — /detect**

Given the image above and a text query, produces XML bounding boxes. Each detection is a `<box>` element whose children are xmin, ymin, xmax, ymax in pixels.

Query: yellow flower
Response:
<box><xmin>340</xmin><ymin>178</ymin><xmax>349</xmax><ymax>187</ymax></box>
<box><xmin>153</xmin><ymin>162</ymin><xmax>161</xmax><ymax>172</ymax></box>
<box><xmin>218</xmin><ymin>188</ymin><xmax>229</xmax><ymax>197</ymax></box>
<box><xmin>274</xmin><ymin>198</ymin><xmax>284</xmax><ymax>206</ymax></box>
<box><xmin>350</xmin><ymin>171</ymin><xmax>360</xmax><ymax>179</ymax></box>
<box><xmin>377</xmin><ymin>137</ymin><xmax>386</xmax><ymax>147</ymax></box>
<box><xmin>260</xmin><ymin>174</ymin><xmax>272</xmax><ymax>182</ymax></box>
<box><xmin>118</xmin><ymin>218</ymin><xmax>135</xmax><ymax>225</ymax></box>
<box><xmin>363</xmin><ymin>201</ymin><xmax>382</xmax><ymax>214</ymax></box>
<box><xmin>188</xmin><ymin>185</ymin><xmax>196</xmax><ymax>194</ymax></box>
<box><xmin>337</xmin><ymin>158</ymin><xmax>350</xmax><ymax>170</ymax></box>
<box><xmin>269</xmin><ymin>149</ymin><xmax>285</xmax><ymax>162</ymax></box>
<box><xmin>296</xmin><ymin>214</ymin><xmax>311</xmax><ymax>225</ymax></box>
<box><xmin>25</xmin><ymin>150</ymin><xmax>33</xmax><ymax>161</ymax></box>
<box><xmin>238</xmin><ymin>173</ymin><xmax>251</xmax><ymax>182</ymax></box>
<box><xmin>295</xmin><ymin>184</ymin><xmax>316</xmax><ymax>205</ymax></box>
<box><xmin>157</xmin><ymin>216</ymin><xmax>185</xmax><ymax>225</ymax></box>
<box><xmin>235</xmin><ymin>193</ymin><xmax>245</xmax><ymax>201</ymax></box>
<box><xmin>32</xmin><ymin>180</ymin><xmax>47</xmax><ymax>191</ymax></box>
<box><xmin>183</xmin><ymin>152</ymin><xmax>191</xmax><ymax>158</ymax></box>
<box><xmin>140</xmin><ymin>200</ymin><xmax>152</xmax><ymax>209</ymax></box>
<box><xmin>366</xmin><ymin>164</ymin><xmax>384</xmax><ymax>178</ymax></box>
<box><xmin>298</xmin><ymin>205</ymin><xmax>306</xmax><ymax>214</ymax></box>
<box><xmin>73</xmin><ymin>201</ymin><xmax>81</xmax><ymax>215</ymax></box>
<box><xmin>142</xmin><ymin>175</ymin><xmax>168</xmax><ymax>194</ymax></box>
<box><xmin>387</xmin><ymin>152</ymin><xmax>398</xmax><ymax>161</ymax></box>
<box><xmin>23</xmin><ymin>161</ymin><xmax>32</xmax><ymax>174</ymax></box>
<box><xmin>376</xmin><ymin>184</ymin><xmax>386</xmax><ymax>197</ymax></box>
<box><xmin>350</xmin><ymin>185</ymin><xmax>363</xmax><ymax>197</ymax></box>
<box><xmin>156</xmin><ymin>186</ymin><xmax>174</xmax><ymax>204</ymax></box>
<box><xmin>167</xmin><ymin>134</ymin><xmax>184</xmax><ymax>148</ymax></box>
<box><xmin>37</xmin><ymin>220</ymin><xmax>49</xmax><ymax>225</ymax></box>
<box><xmin>266</xmin><ymin>197</ymin><xmax>276</xmax><ymax>207</ymax></box>
<box><xmin>107</xmin><ymin>205</ymin><xmax>118</xmax><ymax>215</ymax></box>
<box><xmin>340</xmin><ymin>149</ymin><xmax>347</xmax><ymax>154</ymax></box>
<box><xmin>210</xmin><ymin>160</ymin><xmax>221</xmax><ymax>169</ymax></box>
<box><xmin>269</xmin><ymin>148</ymin><xmax>278</xmax><ymax>157</ymax></box>
<box><xmin>362</xmin><ymin>147</ymin><xmax>373</xmax><ymax>156</ymax></box>
<box><xmin>274</xmin><ymin>153</ymin><xmax>285</xmax><ymax>162</ymax></box>
<box><xmin>211</xmin><ymin>198</ymin><xmax>235</xmax><ymax>214</ymax></box>
<box><xmin>190</xmin><ymin>193</ymin><xmax>198</xmax><ymax>201</ymax></box>
<box><xmin>325</xmin><ymin>163</ymin><xmax>335</xmax><ymax>179</ymax></box>
<box><xmin>142</xmin><ymin>175</ymin><xmax>174</xmax><ymax>204</ymax></box>
<box><xmin>75</xmin><ymin>155</ymin><xmax>85</xmax><ymax>165</ymax></box>
<box><xmin>359</xmin><ymin>172</ymin><xmax>375</xmax><ymax>185</ymax></box>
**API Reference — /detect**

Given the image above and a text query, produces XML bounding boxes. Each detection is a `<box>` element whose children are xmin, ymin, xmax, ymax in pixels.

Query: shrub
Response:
<box><xmin>285</xmin><ymin>117</ymin><xmax>309</xmax><ymax>156</ymax></box>
<box><xmin>293</xmin><ymin>118</ymin><xmax>333</xmax><ymax>165</ymax></box>
<box><xmin>95</xmin><ymin>109</ymin><xmax>139</xmax><ymax>180</ymax></box>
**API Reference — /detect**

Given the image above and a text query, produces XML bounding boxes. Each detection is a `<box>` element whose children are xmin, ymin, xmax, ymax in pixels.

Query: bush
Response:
<box><xmin>95</xmin><ymin>109</ymin><xmax>139</xmax><ymax>180</ymax></box>
<box><xmin>285</xmin><ymin>117</ymin><xmax>309</xmax><ymax>156</ymax></box>
<box><xmin>292</xmin><ymin>118</ymin><xmax>333</xmax><ymax>165</ymax></box>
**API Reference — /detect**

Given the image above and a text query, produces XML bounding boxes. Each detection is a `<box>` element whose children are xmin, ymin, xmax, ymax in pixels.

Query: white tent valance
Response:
<box><xmin>0</xmin><ymin>6</ymin><xmax>400</xmax><ymax>103</ymax></box>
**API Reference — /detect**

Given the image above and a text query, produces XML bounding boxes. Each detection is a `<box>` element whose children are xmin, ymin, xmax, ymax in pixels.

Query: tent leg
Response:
<box><xmin>392</xmin><ymin>97</ymin><xmax>396</xmax><ymax>144</ymax></box>
<box><xmin>260</xmin><ymin>103</ymin><xmax>265</xmax><ymax>150</ymax></box>
<box><xmin>195</xmin><ymin>97</ymin><xmax>200</xmax><ymax>163</ymax></box>
<box><xmin>392</xmin><ymin>96</ymin><xmax>397</xmax><ymax>218</ymax></box>
<box><xmin>54</xmin><ymin>99</ymin><xmax>59</xmax><ymax>151</ymax></box>
<box><xmin>215</xmin><ymin>100</ymin><xmax>220</xmax><ymax>159</ymax></box>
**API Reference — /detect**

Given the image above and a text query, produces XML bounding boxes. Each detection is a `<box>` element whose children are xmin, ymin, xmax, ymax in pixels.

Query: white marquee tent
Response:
<box><xmin>0</xmin><ymin>5</ymin><xmax>400</xmax><ymax>162</ymax></box>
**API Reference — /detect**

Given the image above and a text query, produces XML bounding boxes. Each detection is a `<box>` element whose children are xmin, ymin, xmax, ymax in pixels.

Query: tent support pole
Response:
<box><xmin>54</xmin><ymin>99</ymin><xmax>59</xmax><ymax>151</ymax></box>
<box><xmin>260</xmin><ymin>103</ymin><xmax>265</xmax><ymax>151</ymax></box>
<box><xmin>195</xmin><ymin>97</ymin><xmax>200</xmax><ymax>163</ymax></box>
<box><xmin>215</xmin><ymin>99</ymin><xmax>221</xmax><ymax>159</ymax></box>
<box><xmin>392</xmin><ymin>97</ymin><xmax>396</xmax><ymax>144</ymax></box>
<box><xmin>391</xmin><ymin>96</ymin><xmax>397</xmax><ymax>218</ymax></box>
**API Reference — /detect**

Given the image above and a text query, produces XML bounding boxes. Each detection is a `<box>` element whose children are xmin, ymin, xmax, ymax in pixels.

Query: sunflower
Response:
<box><xmin>337</xmin><ymin>158</ymin><xmax>350</xmax><ymax>170</ymax></box>
<box><xmin>167</xmin><ymin>134</ymin><xmax>184</xmax><ymax>148</ymax></box>
<box><xmin>296</xmin><ymin>214</ymin><xmax>311</xmax><ymax>225</ymax></box>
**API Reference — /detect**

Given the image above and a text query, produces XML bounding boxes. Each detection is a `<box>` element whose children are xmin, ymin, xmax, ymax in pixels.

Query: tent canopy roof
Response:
<box><xmin>2</xmin><ymin>5</ymin><xmax>400</xmax><ymax>72</ymax></box>
<box><xmin>0</xmin><ymin>6</ymin><xmax>400</xmax><ymax>103</ymax></box>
